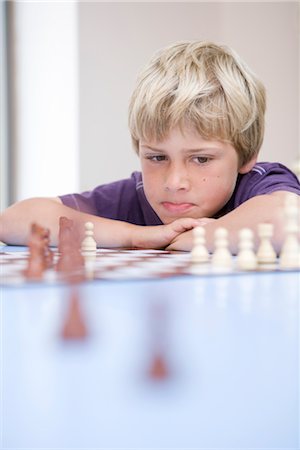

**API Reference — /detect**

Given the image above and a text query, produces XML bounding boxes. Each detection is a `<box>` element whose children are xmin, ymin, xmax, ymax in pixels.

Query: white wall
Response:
<box><xmin>78</xmin><ymin>2</ymin><xmax>299</xmax><ymax>191</ymax></box>
<box><xmin>12</xmin><ymin>1</ymin><xmax>79</xmax><ymax>201</ymax></box>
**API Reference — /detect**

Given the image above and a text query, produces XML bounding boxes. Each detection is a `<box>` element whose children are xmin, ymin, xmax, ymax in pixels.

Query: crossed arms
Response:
<box><xmin>0</xmin><ymin>191</ymin><xmax>297</xmax><ymax>254</ymax></box>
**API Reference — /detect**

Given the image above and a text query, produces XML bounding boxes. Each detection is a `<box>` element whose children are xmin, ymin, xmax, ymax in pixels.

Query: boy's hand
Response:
<box><xmin>132</xmin><ymin>218</ymin><xmax>200</xmax><ymax>249</ymax></box>
<box><xmin>165</xmin><ymin>228</ymin><xmax>194</xmax><ymax>252</ymax></box>
<box><xmin>165</xmin><ymin>217</ymin><xmax>217</xmax><ymax>252</ymax></box>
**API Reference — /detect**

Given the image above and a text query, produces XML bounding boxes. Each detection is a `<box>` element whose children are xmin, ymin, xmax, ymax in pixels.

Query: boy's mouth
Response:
<box><xmin>161</xmin><ymin>202</ymin><xmax>195</xmax><ymax>213</ymax></box>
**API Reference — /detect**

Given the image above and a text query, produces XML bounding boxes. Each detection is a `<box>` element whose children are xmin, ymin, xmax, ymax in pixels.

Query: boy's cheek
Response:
<box><xmin>142</xmin><ymin>175</ymin><xmax>161</xmax><ymax>198</ymax></box>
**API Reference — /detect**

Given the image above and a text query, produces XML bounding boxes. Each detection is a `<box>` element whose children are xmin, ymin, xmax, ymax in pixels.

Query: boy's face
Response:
<box><xmin>139</xmin><ymin>127</ymin><xmax>255</xmax><ymax>223</ymax></box>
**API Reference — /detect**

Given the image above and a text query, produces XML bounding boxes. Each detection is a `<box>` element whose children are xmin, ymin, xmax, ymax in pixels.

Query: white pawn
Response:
<box><xmin>81</xmin><ymin>222</ymin><xmax>97</xmax><ymax>254</ymax></box>
<box><xmin>84</xmin><ymin>253</ymin><xmax>96</xmax><ymax>280</ymax></box>
<box><xmin>256</xmin><ymin>223</ymin><xmax>277</xmax><ymax>265</ymax></box>
<box><xmin>237</xmin><ymin>228</ymin><xmax>257</xmax><ymax>270</ymax></box>
<box><xmin>211</xmin><ymin>227</ymin><xmax>233</xmax><ymax>269</ymax></box>
<box><xmin>191</xmin><ymin>226</ymin><xmax>209</xmax><ymax>263</ymax></box>
<box><xmin>280</xmin><ymin>193</ymin><xmax>300</xmax><ymax>269</ymax></box>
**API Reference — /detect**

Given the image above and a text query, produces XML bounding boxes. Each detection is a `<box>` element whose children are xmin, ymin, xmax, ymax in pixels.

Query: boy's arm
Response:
<box><xmin>0</xmin><ymin>197</ymin><xmax>199</xmax><ymax>248</ymax></box>
<box><xmin>166</xmin><ymin>191</ymin><xmax>300</xmax><ymax>254</ymax></box>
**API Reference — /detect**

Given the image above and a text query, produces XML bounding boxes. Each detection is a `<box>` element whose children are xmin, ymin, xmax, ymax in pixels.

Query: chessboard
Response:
<box><xmin>0</xmin><ymin>246</ymin><xmax>296</xmax><ymax>286</ymax></box>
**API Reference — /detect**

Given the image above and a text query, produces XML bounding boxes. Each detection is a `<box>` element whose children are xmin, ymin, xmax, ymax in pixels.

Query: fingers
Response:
<box><xmin>196</xmin><ymin>218</ymin><xmax>216</xmax><ymax>226</ymax></box>
<box><xmin>171</xmin><ymin>217</ymin><xmax>216</xmax><ymax>233</ymax></box>
<box><xmin>171</xmin><ymin>218</ymin><xmax>200</xmax><ymax>232</ymax></box>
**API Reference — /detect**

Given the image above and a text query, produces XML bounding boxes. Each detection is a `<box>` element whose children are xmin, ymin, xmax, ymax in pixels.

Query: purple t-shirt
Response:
<box><xmin>59</xmin><ymin>162</ymin><xmax>300</xmax><ymax>225</ymax></box>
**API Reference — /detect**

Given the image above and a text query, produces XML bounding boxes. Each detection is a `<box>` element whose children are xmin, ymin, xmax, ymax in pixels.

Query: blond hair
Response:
<box><xmin>128</xmin><ymin>41</ymin><xmax>266</xmax><ymax>166</ymax></box>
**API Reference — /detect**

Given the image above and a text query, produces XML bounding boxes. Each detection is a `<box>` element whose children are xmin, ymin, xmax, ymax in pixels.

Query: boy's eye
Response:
<box><xmin>147</xmin><ymin>155</ymin><xmax>166</xmax><ymax>162</ymax></box>
<box><xmin>194</xmin><ymin>156</ymin><xmax>210</xmax><ymax>164</ymax></box>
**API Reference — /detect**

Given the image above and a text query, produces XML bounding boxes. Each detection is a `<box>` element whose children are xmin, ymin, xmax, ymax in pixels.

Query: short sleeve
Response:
<box><xmin>232</xmin><ymin>162</ymin><xmax>300</xmax><ymax>208</ymax></box>
<box><xmin>216</xmin><ymin>162</ymin><xmax>300</xmax><ymax>217</ymax></box>
<box><xmin>59</xmin><ymin>175</ymin><xmax>139</xmax><ymax>219</ymax></box>
<box><xmin>58</xmin><ymin>172</ymin><xmax>160</xmax><ymax>225</ymax></box>
<box><xmin>244</xmin><ymin>163</ymin><xmax>300</xmax><ymax>197</ymax></box>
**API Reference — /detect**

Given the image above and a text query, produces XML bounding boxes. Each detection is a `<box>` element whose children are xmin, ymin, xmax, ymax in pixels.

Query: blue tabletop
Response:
<box><xmin>1</xmin><ymin>246</ymin><xmax>299</xmax><ymax>449</ymax></box>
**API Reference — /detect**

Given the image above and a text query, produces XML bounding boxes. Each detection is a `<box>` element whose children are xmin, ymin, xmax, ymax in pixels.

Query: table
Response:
<box><xmin>1</xmin><ymin>245</ymin><xmax>299</xmax><ymax>449</ymax></box>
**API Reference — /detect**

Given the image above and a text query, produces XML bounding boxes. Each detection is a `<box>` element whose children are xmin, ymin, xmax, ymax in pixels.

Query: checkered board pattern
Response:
<box><xmin>0</xmin><ymin>248</ymin><xmax>291</xmax><ymax>285</ymax></box>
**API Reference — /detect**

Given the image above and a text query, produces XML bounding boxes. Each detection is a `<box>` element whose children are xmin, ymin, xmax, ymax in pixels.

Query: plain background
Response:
<box><xmin>2</xmin><ymin>1</ymin><xmax>299</xmax><ymax>204</ymax></box>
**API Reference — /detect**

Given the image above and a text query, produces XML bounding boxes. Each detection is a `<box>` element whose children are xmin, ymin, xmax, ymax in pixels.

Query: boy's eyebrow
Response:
<box><xmin>185</xmin><ymin>147</ymin><xmax>222</xmax><ymax>154</ymax></box>
<box><xmin>140</xmin><ymin>145</ymin><xmax>164</xmax><ymax>151</ymax></box>
<box><xmin>140</xmin><ymin>144</ymin><xmax>222</xmax><ymax>153</ymax></box>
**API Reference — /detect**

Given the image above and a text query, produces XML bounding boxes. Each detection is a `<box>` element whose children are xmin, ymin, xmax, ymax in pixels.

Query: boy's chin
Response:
<box><xmin>159</xmin><ymin>212</ymin><xmax>197</xmax><ymax>224</ymax></box>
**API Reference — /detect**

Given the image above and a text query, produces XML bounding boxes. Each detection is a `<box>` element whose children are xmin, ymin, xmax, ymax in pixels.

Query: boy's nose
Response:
<box><xmin>164</xmin><ymin>165</ymin><xmax>190</xmax><ymax>191</ymax></box>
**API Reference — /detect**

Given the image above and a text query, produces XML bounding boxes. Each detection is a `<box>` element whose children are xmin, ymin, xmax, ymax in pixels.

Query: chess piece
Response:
<box><xmin>211</xmin><ymin>227</ymin><xmax>233</xmax><ymax>269</ymax></box>
<box><xmin>24</xmin><ymin>241</ymin><xmax>45</xmax><ymax>280</ymax></box>
<box><xmin>256</xmin><ymin>223</ymin><xmax>277</xmax><ymax>265</ymax></box>
<box><xmin>56</xmin><ymin>216</ymin><xmax>85</xmax><ymax>282</ymax></box>
<box><xmin>190</xmin><ymin>226</ymin><xmax>209</xmax><ymax>263</ymax></box>
<box><xmin>41</xmin><ymin>227</ymin><xmax>54</xmax><ymax>268</ymax></box>
<box><xmin>280</xmin><ymin>193</ymin><xmax>300</xmax><ymax>269</ymax></box>
<box><xmin>58</xmin><ymin>216</ymin><xmax>74</xmax><ymax>253</ymax></box>
<box><xmin>237</xmin><ymin>228</ymin><xmax>257</xmax><ymax>270</ymax></box>
<box><xmin>24</xmin><ymin>222</ymin><xmax>48</xmax><ymax>280</ymax></box>
<box><xmin>83</xmin><ymin>253</ymin><xmax>96</xmax><ymax>280</ymax></box>
<box><xmin>81</xmin><ymin>222</ymin><xmax>97</xmax><ymax>254</ymax></box>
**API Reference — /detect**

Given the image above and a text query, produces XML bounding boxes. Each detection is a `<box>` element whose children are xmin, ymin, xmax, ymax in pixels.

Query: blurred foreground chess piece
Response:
<box><xmin>61</xmin><ymin>288</ymin><xmax>88</xmax><ymax>340</ymax></box>
<box><xmin>256</xmin><ymin>223</ymin><xmax>277</xmax><ymax>266</ymax></box>
<box><xmin>211</xmin><ymin>227</ymin><xmax>233</xmax><ymax>269</ymax></box>
<box><xmin>81</xmin><ymin>222</ymin><xmax>97</xmax><ymax>280</ymax></box>
<box><xmin>56</xmin><ymin>216</ymin><xmax>85</xmax><ymax>282</ymax></box>
<box><xmin>58</xmin><ymin>216</ymin><xmax>75</xmax><ymax>254</ymax></box>
<box><xmin>24</xmin><ymin>222</ymin><xmax>53</xmax><ymax>280</ymax></box>
<box><xmin>81</xmin><ymin>222</ymin><xmax>97</xmax><ymax>254</ymax></box>
<box><xmin>237</xmin><ymin>228</ymin><xmax>257</xmax><ymax>270</ymax></box>
<box><xmin>190</xmin><ymin>226</ymin><xmax>209</xmax><ymax>263</ymax></box>
<box><xmin>43</xmin><ymin>227</ymin><xmax>54</xmax><ymax>268</ymax></box>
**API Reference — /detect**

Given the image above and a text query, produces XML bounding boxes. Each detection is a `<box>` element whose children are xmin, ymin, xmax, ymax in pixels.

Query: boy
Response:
<box><xmin>1</xmin><ymin>41</ymin><xmax>299</xmax><ymax>253</ymax></box>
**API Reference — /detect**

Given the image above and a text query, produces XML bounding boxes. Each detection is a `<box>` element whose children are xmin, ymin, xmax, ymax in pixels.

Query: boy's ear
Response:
<box><xmin>238</xmin><ymin>155</ymin><xmax>258</xmax><ymax>174</ymax></box>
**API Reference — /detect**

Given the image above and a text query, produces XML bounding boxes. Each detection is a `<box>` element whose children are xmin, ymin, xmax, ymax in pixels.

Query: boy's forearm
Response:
<box><xmin>0</xmin><ymin>198</ymin><xmax>198</xmax><ymax>249</ymax></box>
<box><xmin>168</xmin><ymin>192</ymin><xmax>298</xmax><ymax>254</ymax></box>
<box><xmin>212</xmin><ymin>192</ymin><xmax>298</xmax><ymax>254</ymax></box>
<box><xmin>205</xmin><ymin>194</ymin><xmax>286</xmax><ymax>254</ymax></box>
<box><xmin>0</xmin><ymin>198</ymin><xmax>135</xmax><ymax>247</ymax></box>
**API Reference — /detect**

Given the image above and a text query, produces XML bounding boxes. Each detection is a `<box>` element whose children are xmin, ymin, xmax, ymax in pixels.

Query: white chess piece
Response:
<box><xmin>81</xmin><ymin>222</ymin><xmax>97</xmax><ymax>254</ymax></box>
<box><xmin>256</xmin><ymin>223</ymin><xmax>277</xmax><ymax>265</ymax></box>
<box><xmin>211</xmin><ymin>227</ymin><xmax>233</xmax><ymax>269</ymax></box>
<box><xmin>190</xmin><ymin>226</ymin><xmax>209</xmax><ymax>264</ymax></box>
<box><xmin>280</xmin><ymin>193</ymin><xmax>300</xmax><ymax>269</ymax></box>
<box><xmin>237</xmin><ymin>228</ymin><xmax>257</xmax><ymax>270</ymax></box>
<box><xmin>83</xmin><ymin>253</ymin><xmax>97</xmax><ymax>280</ymax></box>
